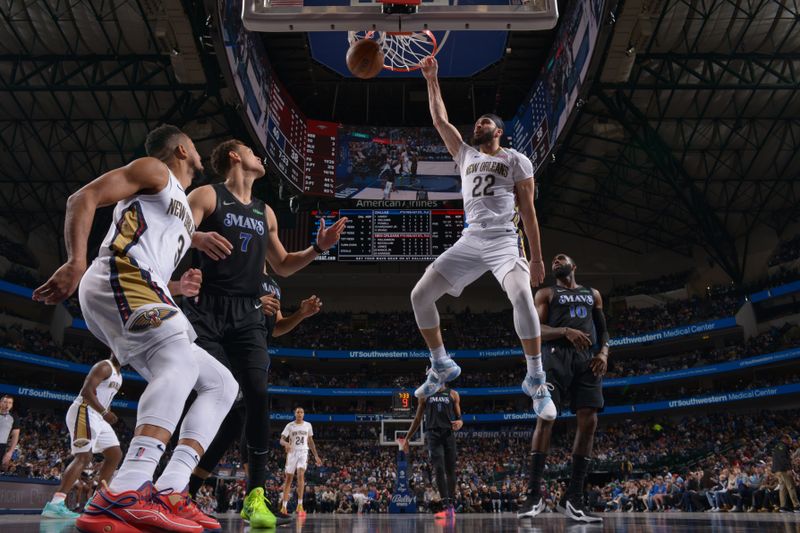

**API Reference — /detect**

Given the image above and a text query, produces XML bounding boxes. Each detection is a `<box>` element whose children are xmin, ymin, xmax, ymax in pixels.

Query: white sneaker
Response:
<box><xmin>414</xmin><ymin>357</ymin><xmax>461</xmax><ymax>398</ymax></box>
<box><xmin>522</xmin><ymin>371</ymin><xmax>557</xmax><ymax>421</ymax></box>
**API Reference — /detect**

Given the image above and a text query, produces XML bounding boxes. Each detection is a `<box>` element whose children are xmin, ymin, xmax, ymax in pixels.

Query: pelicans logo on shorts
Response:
<box><xmin>129</xmin><ymin>307</ymin><xmax>177</xmax><ymax>332</ymax></box>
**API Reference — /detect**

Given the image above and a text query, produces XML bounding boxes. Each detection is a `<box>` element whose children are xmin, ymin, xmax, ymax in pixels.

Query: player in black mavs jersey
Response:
<box><xmin>184</xmin><ymin>139</ymin><xmax>344</xmax><ymax>528</ymax></box>
<box><xmin>402</xmin><ymin>385</ymin><xmax>463</xmax><ymax>521</ymax></box>
<box><xmin>518</xmin><ymin>254</ymin><xmax>609</xmax><ymax>524</ymax></box>
<box><xmin>187</xmin><ymin>271</ymin><xmax>321</xmax><ymax>499</ymax></box>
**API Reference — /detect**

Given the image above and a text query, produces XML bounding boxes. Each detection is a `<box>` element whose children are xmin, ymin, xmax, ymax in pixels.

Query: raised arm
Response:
<box><xmin>419</xmin><ymin>56</ymin><xmax>463</xmax><ymax>158</ymax></box>
<box><xmin>514</xmin><ymin>177</ymin><xmax>545</xmax><ymax>286</ymax></box>
<box><xmin>265</xmin><ymin>206</ymin><xmax>347</xmax><ymax>277</ymax></box>
<box><xmin>33</xmin><ymin>157</ymin><xmax>169</xmax><ymax>304</ymax></box>
<box><xmin>272</xmin><ymin>295</ymin><xmax>322</xmax><ymax>337</ymax></box>
<box><xmin>80</xmin><ymin>361</ymin><xmax>118</xmax><ymax>424</ymax></box>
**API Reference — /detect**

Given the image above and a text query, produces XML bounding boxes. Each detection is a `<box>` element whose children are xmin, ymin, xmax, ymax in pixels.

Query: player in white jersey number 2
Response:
<box><xmin>280</xmin><ymin>407</ymin><xmax>322</xmax><ymax>516</ymax></box>
<box><xmin>411</xmin><ymin>56</ymin><xmax>556</xmax><ymax>422</ymax></box>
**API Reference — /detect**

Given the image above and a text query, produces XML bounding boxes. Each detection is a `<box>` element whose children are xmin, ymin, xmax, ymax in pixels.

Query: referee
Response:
<box><xmin>0</xmin><ymin>395</ymin><xmax>20</xmax><ymax>470</ymax></box>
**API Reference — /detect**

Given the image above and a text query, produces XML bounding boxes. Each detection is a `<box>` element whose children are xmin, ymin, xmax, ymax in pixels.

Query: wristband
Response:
<box><xmin>313</xmin><ymin>243</ymin><xmax>325</xmax><ymax>254</ymax></box>
<box><xmin>100</xmin><ymin>408</ymin><xmax>109</xmax><ymax>417</ymax></box>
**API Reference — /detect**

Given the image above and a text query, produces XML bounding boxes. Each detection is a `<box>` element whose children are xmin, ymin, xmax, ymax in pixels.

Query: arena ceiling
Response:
<box><xmin>0</xmin><ymin>0</ymin><xmax>798</xmax><ymax>284</ymax></box>
<box><xmin>538</xmin><ymin>0</ymin><xmax>800</xmax><ymax>282</ymax></box>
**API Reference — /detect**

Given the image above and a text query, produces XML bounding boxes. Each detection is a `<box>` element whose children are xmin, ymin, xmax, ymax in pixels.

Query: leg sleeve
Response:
<box><xmin>178</xmin><ymin>344</ymin><xmax>239</xmax><ymax>450</ymax></box>
<box><xmin>410</xmin><ymin>268</ymin><xmax>455</xmax><ymax>329</ymax></box>
<box><xmin>501</xmin><ymin>265</ymin><xmax>541</xmax><ymax>340</ymax></box>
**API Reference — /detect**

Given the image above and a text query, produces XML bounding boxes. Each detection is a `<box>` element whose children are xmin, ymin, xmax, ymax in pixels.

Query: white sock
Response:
<box><xmin>51</xmin><ymin>492</ymin><xmax>66</xmax><ymax>504</ymax></box>
<box><xmin>298</xmin><ymin>499</ymin><xmax>303</xmax><ymax>505</ymax></box>
<box><xmin>525</xmin><ymin>354</ymin><xmax>543</xmax><ymax>376</ymax></box>
<box><xmin>430</xmin><ymin>345</ymin><xmax>447</xmax><ymax>361</ymax></box>
<box><xmin>109</xmin><ymin>436</ymin><xmax>165</xmax><ymax>493</ymax></box>
<box><xmin>155</xmin><ymin>444</ymin><xmax>200</xmax><ymax>492</ymax></box>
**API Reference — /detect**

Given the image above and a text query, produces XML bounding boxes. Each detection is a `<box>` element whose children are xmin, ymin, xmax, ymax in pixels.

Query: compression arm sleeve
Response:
<box><xmin>592</xmin><ymin>307</ymin><xmax>610</xmax><ymax>348</ymax></box>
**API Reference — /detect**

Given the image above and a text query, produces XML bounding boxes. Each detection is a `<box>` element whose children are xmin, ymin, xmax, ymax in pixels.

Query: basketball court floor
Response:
<box><xmin>6</xmin><ymin>512</ymin><xmax>800</xmax><ymax>532</ymax></box>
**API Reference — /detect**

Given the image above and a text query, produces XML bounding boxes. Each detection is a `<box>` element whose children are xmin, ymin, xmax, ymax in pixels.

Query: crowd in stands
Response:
<box><xmin>4</xmin><ymin>407</ymin><xmax>800</xmax><ymax>514</ymax></box>
<box><xmin>0</xmin><ymin>322</ymin><xmax>105</xmax><ymax>364</ymax></box>
<box><xmin>3</xmin><ymin>316</ymin><xmax>800</xmax><ymax>399</ymax></box>
<box><xmin>769</xmin><ymin>233</ymin><xmax>800</xmax><ymax>267</ymax></box>
<box><xmin>608</xmin><ymin>271</ymin><xmax>691</xmax><ymax>299</ymax></box>
<box><xmin>605</xmin><ymin>325</ymin><xmax>800</xmax><ymax>378</ymax></box>
<box><xmin>607</xmin><ymin>294</ymin><xmax>741</xmax><ymax>338</ymax></box>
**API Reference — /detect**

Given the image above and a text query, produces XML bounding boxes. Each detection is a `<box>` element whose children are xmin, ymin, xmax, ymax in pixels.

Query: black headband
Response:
<box><xmin>479</xmin><ymin>113</ymin><xmax>505</xmax><ymax>132</ymax></box>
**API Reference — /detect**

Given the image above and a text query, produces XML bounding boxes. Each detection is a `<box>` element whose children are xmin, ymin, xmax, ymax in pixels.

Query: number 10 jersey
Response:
<box><xmin>456</xmin><ymin>142</ymin><xmax>534</xmax><ymax>232</ymax></box>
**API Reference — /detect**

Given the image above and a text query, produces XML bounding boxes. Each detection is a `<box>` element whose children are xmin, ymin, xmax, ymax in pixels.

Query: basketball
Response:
<box><xmin>346</xmin><ymin>38</ymin><xmax>384</xmax><ymax>79</ymax></box>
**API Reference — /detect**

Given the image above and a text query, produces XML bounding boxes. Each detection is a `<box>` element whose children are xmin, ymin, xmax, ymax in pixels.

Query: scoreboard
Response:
<box><xmin>265</xmin><ymin>78</ymin><xmax>338</xmax><ymax>196</ymax></box>
<box><xmin>311</xmin><ymin>209</ymin><xmax>465</xmax><ymax>262</ymax></box>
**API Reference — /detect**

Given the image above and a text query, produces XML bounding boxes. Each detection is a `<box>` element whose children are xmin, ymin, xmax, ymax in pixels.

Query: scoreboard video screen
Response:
<box><xmin>311</xmin><ymin>209</ymin><xmax>465</xmax><ymax>262</ymax></box>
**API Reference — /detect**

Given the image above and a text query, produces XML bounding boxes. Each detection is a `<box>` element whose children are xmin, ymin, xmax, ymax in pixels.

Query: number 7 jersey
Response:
<box><xmin>455</xmin><ymin>142</ymin><xmax>534</xmax><ymax>232</ymax></box>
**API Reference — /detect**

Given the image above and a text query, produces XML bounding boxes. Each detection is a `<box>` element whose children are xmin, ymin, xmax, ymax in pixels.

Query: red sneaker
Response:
<box><xmin>154</xmin><ymin>490</ymin><xmax>221</xmax><ymax>532</ymax></box>
<box><xmin>76</xmin><ymin>485</ymin><xmax>143</xmax><ymax>533</ymax></box>
<box><xmin>78</xmin><ymin>482</ymin><xmax>202</xmax><ymax>533</ymax></box>
<box><xmin>434</xmin><ymin>509</ymin><xmax>448</xmax><ymax>519</ymax></box>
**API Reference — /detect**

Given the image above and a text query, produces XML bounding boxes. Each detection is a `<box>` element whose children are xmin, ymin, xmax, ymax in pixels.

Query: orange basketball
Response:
<box><xmin>346</xmin><ymin>39</ymin><xmax>384</xmax><ymax>79</ymax></box>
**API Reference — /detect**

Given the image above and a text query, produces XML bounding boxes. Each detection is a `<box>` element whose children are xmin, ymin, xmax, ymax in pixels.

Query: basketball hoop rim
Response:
<box><xmin>361</xmin><ymin>29</ymin><xmax>439</xmax><ymax>72</ymax></box>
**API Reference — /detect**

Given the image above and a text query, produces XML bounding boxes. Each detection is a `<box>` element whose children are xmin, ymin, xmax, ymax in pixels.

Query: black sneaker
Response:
<box><xmin>264</xmin><ymin>495</ymin><xmax>293</xmax><ymax>525</ymax></box>
<box><xmin>557</xmin><ymin>496</ymin><xmax>603</xmax><ymax>523</ymax></box>
<box><xmin>779</xmin><ymin>507</ymin><xmax>793</xmax><ymax>513</ymax></box>
<box><xmin>517</xmin><ymin>494</ymin><xmax>546</xmax><ymax>519</ymax></box>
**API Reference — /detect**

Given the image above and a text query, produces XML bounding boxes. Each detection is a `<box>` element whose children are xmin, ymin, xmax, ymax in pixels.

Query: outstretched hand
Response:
<box><xmin>299</xmin><ymin>295</ymin><xmax>322</xmax><ymax>318</ymax></box>
<box><xmin>32</xmin><ymin>261</ymin><xmax>85</xmax><ymax>305</ymax></box>
<box><xmin>316</xmin><ymin>217</ymin><xmax>348</xmax><ymax>251</ymax></box>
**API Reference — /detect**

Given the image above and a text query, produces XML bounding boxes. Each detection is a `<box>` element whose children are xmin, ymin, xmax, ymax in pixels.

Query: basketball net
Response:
<box><xmin>348</xmin><ymin>30</ymin><xmax>438</xmax><ymax>72</ymax></box>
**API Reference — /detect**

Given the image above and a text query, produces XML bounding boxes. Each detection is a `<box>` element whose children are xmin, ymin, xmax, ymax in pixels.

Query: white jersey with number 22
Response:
<box><xmin>455</xmin><ymin>143</ymin><xmax>534</xmax><ymax>232</ymax></box>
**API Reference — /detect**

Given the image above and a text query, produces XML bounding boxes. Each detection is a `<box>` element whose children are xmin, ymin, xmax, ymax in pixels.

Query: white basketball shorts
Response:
<box><xmin>429</xmin><ymin>228</ymin><xmax>529</xmax><ymax>297</ymax></box>
<box><xmin>79</xmin><ymin>257</ymin><xmax>197</xmax><ymax>365</ymax></box>
<box><xmin>285</xmin><ymin>450</ymin><xmax>309</xmax><ymax>474</ymax></box>
<box><xmin>66</xmin><ymin>400</ymin><xmax>120</xmax><ymax>455</ymax></box>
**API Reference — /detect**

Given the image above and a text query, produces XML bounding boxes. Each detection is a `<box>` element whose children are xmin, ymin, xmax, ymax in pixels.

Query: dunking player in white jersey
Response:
<box><xmin>280</xmin><ymin>407</ymin><xmax>322</xmax><ymax>516</ymax></box>
<box><xmin>42</xmin><ymin>356</ymin><xmax>123</xmax><ymax>520</ymax></box>
<box><xmin>33</xmin><ymin>124</ymin><xmax>238</xmax><ymax>533</ymax></box>
<box><xmin>411</xmin><ymin>56</ymin><xmax>556</xmax><ymax>422</ymax></box>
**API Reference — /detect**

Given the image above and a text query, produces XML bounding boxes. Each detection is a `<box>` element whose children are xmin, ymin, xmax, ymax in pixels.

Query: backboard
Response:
<box><xmin>242</xmin><ymin>0</ymin><xmax>559</xmax><ymax>33</ymax></box>
<box><xmin>380</xmin><ymin>418</ymin><xmax>424</xmax><ymax>447</ymax></box>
